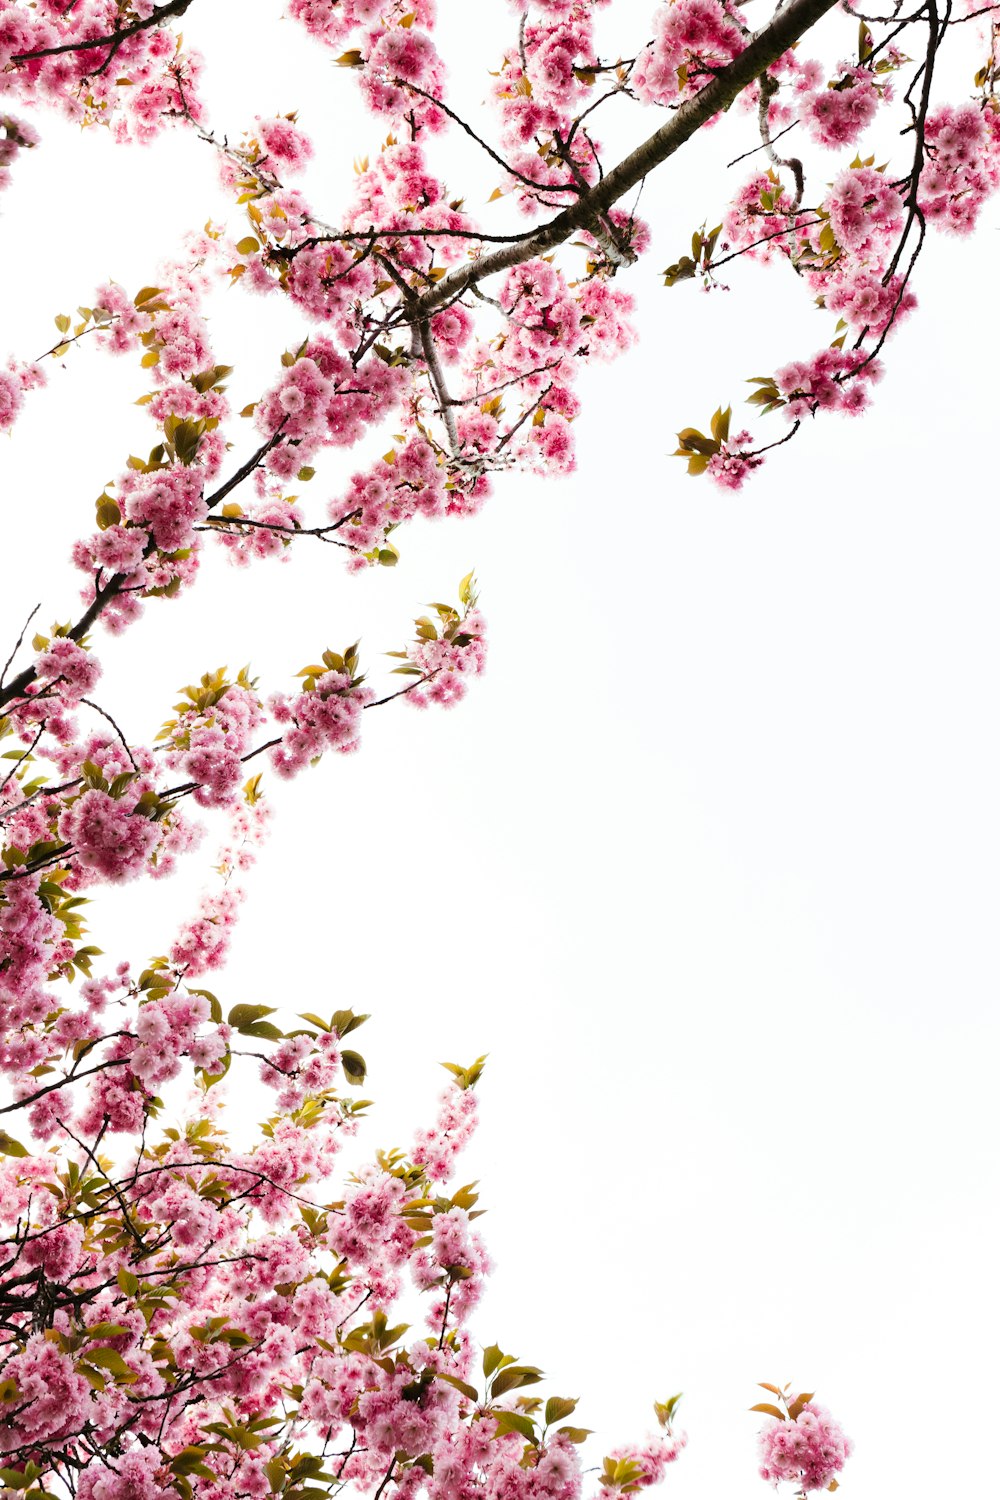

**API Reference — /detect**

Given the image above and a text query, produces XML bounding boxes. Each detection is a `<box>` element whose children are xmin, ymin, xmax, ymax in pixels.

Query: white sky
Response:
<box><xmin>2</xmin><ymin>2</ymin><xmax>999</xmax><ymax>1497</ymax></box>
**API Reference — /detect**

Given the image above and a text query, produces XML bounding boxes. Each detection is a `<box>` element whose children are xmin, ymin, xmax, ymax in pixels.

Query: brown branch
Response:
<box><xmin>0</xmin><ymin>603</ymin><xmax>40</xmax><ymax>691</ymax></box>
<box><xmin>10</xmin><ymin>0</ymin><xmax>194</xmax><ymax>66</ymax></box>
<box><xmin>404</xmin><ymin>0</ymin><xmax>841</xmax><ymax>320</ymax></box>
<box><xmin>0</xmin><ymin>574</ymin><xmax>122</xmax><ymax>712</ymax></box>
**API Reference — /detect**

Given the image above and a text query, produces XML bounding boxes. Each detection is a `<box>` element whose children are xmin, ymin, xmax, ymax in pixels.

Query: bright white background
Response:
<box><xmin>2</xmin><ymin>2</ymin><xmax>999</xmax><ymax>1495</ymax></box>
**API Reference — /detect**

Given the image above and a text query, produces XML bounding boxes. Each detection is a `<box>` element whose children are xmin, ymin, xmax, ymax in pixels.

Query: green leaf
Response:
<box><xmin>341</xmin><ymin>1049</ymin><xmax>367</xmax><ymax>1085</ymax></box>
<box><xmin>545</xmin><ymin>1396</ymin><xmax>578</xmax><ymax>1426</ymax></box>
<box><xmin>483</xmin><ymin>1344</ymin><xmax>507</xmax><ymax>1379</ymax></box>
<box><xmin>436</xmin><ymin>1372</ymin><xmax>478</xmax><ymax>1401</ymax></box>
<box><xmin>0</xmin><ymin>1469</ymin><xmax>36</xmax><ymax>1489</ymax></box>
<box><xmin>710</xmin><ymin>405</ymin><xmax>731</xmax><ymax>444</ymax></box>
<box><xmin>491</xmin><ymin>1365</ymin><xmax>543</xmax><ymax>1398</ymax></box>
<box><xmin>654</xmin><ymin>1393</ymin><xmax>682</xmax><ymax>1426</ymax></box>
<box><xmin>458</xmin><ymin>570</ymin><xmax>476</xmax><ymax>607</ymax></box>
<box><xmin>492</xmin><ymin>1410</ymin><xmax>536</xmax><ymax>1441</ymax></box>
<box><xmin>228</xmin><ymin>1003</ymin><xmax>278</xmax><ymax>1033</ymax></box>
<box><xmin>84</xmin><ymin>1348</ymin><xmax>138</xmax><ymax>1383</ymax></box>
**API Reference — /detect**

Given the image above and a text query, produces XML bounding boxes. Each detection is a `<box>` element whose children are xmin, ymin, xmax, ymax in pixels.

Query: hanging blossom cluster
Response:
<box><xmin>918</xmin><ymin>100</ymin><xmax>1000</xmax><ymax>232</ymax></box>
<box><xmin>797</xmin><ymin>63</ymin><xmax>885</xmax><ymax>150</ymax></box>
<box><xmin>0</xmin><ymin>354</ymin><xmax>43</xmax><ymax>432</ymax></box>
<box><xmin>0</xmin><ymin>109</ymin><xmax>35</xmax><ymax>193</ymax></box>
<box><xmin>169</xmin><ymin>792</ymin><xmax>271</xmax><ymax>977</ymax></box>
<box><xmin>393</xmin><ymin>586</ymin><xmax>489</xmax><ymax>710</ymax></box>
<box><xmin>488</xmin><ymin>1</ymin><xmax>609</xmax><ymax>212</ymax></box>
<box><xmin>754</xmin><ymin>1390</ymin><xmax>853</xmax><ymax>1493</ymax></box>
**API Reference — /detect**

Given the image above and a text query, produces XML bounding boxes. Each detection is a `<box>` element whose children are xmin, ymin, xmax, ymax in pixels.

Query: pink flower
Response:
<box><xmin>800</xmin><ymin>68</ymin><xmax>880</xmax><ymax>149</ymax></box>
<box><xmin>256</xmin><ymin>114</ymin><xmax>314</xmax><ymax>174</ymax></box>
<box><xmin>757</xmin><ymin>1401</ymin><xmax>853</xmax><ymax>1492</ymax></box>
<box><xmin>57</xmin><ymin>789</ymin><xmax>162</xmax><ymax>883</ymax></box>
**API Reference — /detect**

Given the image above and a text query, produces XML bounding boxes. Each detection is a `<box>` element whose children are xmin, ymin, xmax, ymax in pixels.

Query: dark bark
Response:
<box><xmin>410</xmin><ymin>0</ymin><xmax>841</xmax><ymax>318</ymax></box>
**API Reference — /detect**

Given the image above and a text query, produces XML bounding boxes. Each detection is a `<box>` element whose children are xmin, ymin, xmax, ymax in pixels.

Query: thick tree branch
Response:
<box><xmin>406</xmin><ymin>0</ymin><xmax>840</xmax><ymax>319</ymax></box>
<box><xmin>10</xmin><ymin>0</ymin><xmax>194</xmax><ymax>66</ymax></box>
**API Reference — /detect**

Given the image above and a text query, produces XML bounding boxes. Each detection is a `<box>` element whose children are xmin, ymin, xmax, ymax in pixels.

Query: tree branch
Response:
<box><xmin>405</xmin><ymin>0</ymin><xmax>841</xmax><ymax>319</ymax></box>
<box><xmin>10</xmin><ymin>0</ymin><xmax>194</xmax><ymax>67</ymax></box>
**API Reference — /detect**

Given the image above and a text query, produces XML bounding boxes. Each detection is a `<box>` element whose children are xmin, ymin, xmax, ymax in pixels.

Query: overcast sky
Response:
<box><xmin>2</xmin><ymin>3</ymin><xmax>999</xmax><ymax>1497</ymax></box>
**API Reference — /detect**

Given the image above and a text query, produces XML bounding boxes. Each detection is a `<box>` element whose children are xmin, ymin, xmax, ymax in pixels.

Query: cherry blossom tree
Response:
<box><xmin>2</xmin><ymin>0</ymin><xmax>996</xmax><ymax>1494</ymax></box>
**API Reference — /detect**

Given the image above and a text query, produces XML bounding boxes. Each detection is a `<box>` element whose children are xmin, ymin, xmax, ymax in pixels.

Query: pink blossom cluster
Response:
<box><xmin>77</xmin><ymin>1445</ymin><xmax>165</xmax><ymax>1500</ymax></box>
<box><xmin>252</xmin><ymin>114</ymin><xmax>314</xmax><ymax>177</ymax></box>
<box><xmin>428</xmin><ymin>1423</ymin><xmax>579</xmax><ymax>1500</ymax></box>
<box><xmin>0</xmin><ymin>108</ymin><xmax>35</xmax><ymax>193</ymax></box>
<box><xmin>79</xmin><ymin>278</ymin><xmax>157</xmax><ymax>357</ymax></box>
<box><xmin>254</xmin><ymin>338</ymin><xmax>405</xmax><ymax>480</ymax></box>
<box><xmin>632</xmin><ymin>0</ymin><xmax>747</xmax><ymax>109</ymax></box>
<box><xmin>412</xmin><ymin>1082</ymin><xmax>479</xmax><ymax>1181</ymax></box>
<box><xmin>412</xmin><ymin>1205</ymin><xmax>491</xmax><ymax>1327</ymax></box>
<box><xmin>346</xmin><ymin>141</ymin><xmax>475</xmax><ymax>270</ymax></box>
<box><xmin>169</xmin><ymin>876</ymin><xmax>242</xmax><ymax>977</ymax></box>
<box><xmin>276</xmin><ymin>235</ymin><xmax>379</xmax><ymax>333</ymax></box>
<box><xmin>268</xmin><ymin>667</ymin><xmax>375</xmax><ymax>778</ymax></box>
<box><xmin>170</xmin><ymin>796</ymin><xmax>271</xmax><ymax>976</ymax></box>
<box><xmin>723</xmin><ymin>163</ymin><xmax>911</xmax><ymax>337</ymax></box>
<box><xmin>0</xmin><ymin>873</ymin><xmax>72</xmax><ymax>1037</ymax></box>
<box><xmin>776</xmin><ymin>344</ymin><xmax>882</xmax><ymax>421</ymax></box>
<box><xmin>813</xmin><ymin>167</ymin><xmax>914</xmax><ymax>336</ymax></box>
<box><xmin>57</xmin><ymin>788</ymin><xmax>163</xmax><ymax>885</ymax></box>
<box><xmin>328</xmin><ymin>436</ymin><xmax>451</xmax><ymax>555</ymax></box>
<box><xmin>327</xmin><ymin>1167</ymin><xmax>416</xmax><ymax>1302</ymax></box>
<box><xmin>287</xmin><ymin>0</ymin><xmax>445</xmax><ymax>131</ymax></box>
<box><xmin>405</xmin><ymin>607</ymin><xmax>488</xmax><ymax>710</ymax></box>
<box><xmin>489</xmin><ymin>3</ymin><xmax>604</xmax><ymax>211</ymax></box>
<box><xmin>261</xmin><ymin>1026</ymin><xmax>341</xmax><ymax>1111</ymax></box>
<box><xmin>0</xmin><ymin>1334</ymin><xmax>91</xmax><ymax>1451</ymax></box>
<box><xmin>216</xmin><ymin>495</ymin><xmax>305</xmax><ymax>565</ymax></box>
<box><xmin>0</xmin><ymin>0</ymin><xmax>206</xmax><ymax>145</ymax></box>
<box><xmin>721</xmin><ymin>171</ymin><xmax>800</xmax><ymax>264</ymax></box>
<box><xmin>706</xmin><ymin>430</ymin><xmax>763</xmax><ymax>490</ymax></box>
<box><xmin>64</xmin><ymin>270</ymin><xmax>233</xmax><ymax>630</ymax></box>
<box><xmin>919</xmin><ymin>101</ymin><xmax>1000</xmax><ymax>234</ymax></box>
<box><xmin>2</xmin><ymin>723</ymin><xmax>199</xmax><ymax>900</ymax></box>
<box><xmin>3</xmin><ymin>637</ymin><xmax>101</xmax><ymax>747</ymax></box>
<box><xmin>238</xmin><ymin>140</ymin><xmax>473</xmax><ymax>336</ymax></box>
<box><xmin>757</xmin><ymin>1402</ymin><xmax>853</xmax><ymax>1491</ymax></box>
<box><xmin>360</xmin><ymin>22</ymin><xmax>447</xmax><ymax>131</ymax></box>
<box><xmin>0</xmin><ymin>354</ymin><xmax>43</xmax><ymax>432</ymax></box>
<box><xmin>443</xmin><ymin>249</ymin><xmax>635</xmax><ymax>481</ymax></box>
<box><xmin>160</xmin><ymin>678</ymin><xmax>266</xmax><ymax>809</ymax></box>
<box><xmin>799</xmin><ymin>66</ymin><xmax>883</xmax><ymax>149</ymax></box>
<box><xmin>825</xmin><ymin>165</ymin><xmax>903</xmax><ymax>255</ymax></box>
<box><xmin>129</xmin><ymin>988</ymin><xmax>219</xmax><ymax>1090</ymax></box>
<box><xmin>122</xmin><ymin>466</ymin><xmax>207</xmax><ymax>552</ymax></box>
<box><xmin>599</xmin><ymin>1433</ymin><xmax>688</xmax><ymax>1496</ymax></box>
